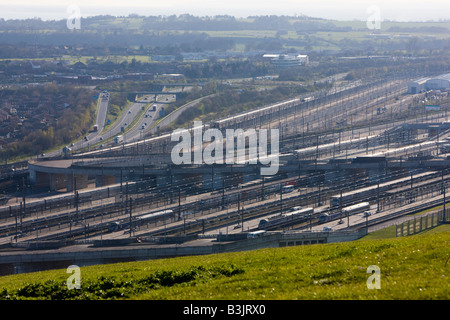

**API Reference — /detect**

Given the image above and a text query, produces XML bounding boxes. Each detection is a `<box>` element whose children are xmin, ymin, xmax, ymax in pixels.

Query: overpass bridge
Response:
<box><xmin>124</xmin><ymin>82</ymin><xmax>201</xmax><ymax>101</ymax></box>
<box><xmin>27</xmin><ymin>153</ymin><xmax>293</xmax><ymax>192</ymax></box>
<box><xmin>129</xmin><ymin>91</ymin><xmax>180</xmax><ymax>102</ymax></box>
<box><xmin>27</xmin><ymin>148</ymin><xmax>450</xmax><ymax>194</ymax></box>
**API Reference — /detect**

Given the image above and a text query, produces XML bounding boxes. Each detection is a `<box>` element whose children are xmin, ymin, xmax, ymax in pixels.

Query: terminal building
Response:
<box><xmin>263</xmin><ymin>54</ymin><xmax>309</xmax><ymax>68</ymax></box>
<box><xmin>408</xmin><ymin>73</ymin><xmax>450</xmax><ymax>94</ymax></box>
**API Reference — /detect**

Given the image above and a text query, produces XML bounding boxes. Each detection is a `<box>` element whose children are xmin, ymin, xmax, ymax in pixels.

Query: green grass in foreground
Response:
<box><xmin>0</xmin><ymin>226</ymin><xmax>449</xmax><ymax>300</ymax></box>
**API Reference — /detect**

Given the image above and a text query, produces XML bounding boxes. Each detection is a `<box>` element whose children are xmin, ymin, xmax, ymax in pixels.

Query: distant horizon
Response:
<box><xmin>0</xmin><ymin>1</ymin><xmax>449</xmax><ymax>23</ymax></box>
<box><xmin>1</xmin><ymin>9</ymin><xmax>450</xmax><ymax>23</ymax></box>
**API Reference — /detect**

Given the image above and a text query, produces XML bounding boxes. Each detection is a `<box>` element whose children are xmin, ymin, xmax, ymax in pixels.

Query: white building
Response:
<box><xmin>408</xmin><ymin>73</ymin><xmax>450</xmax><ymax>94</ymax></box>
<box><xmin>296</xmin><ymin>55</ymin><xmax>309</xmax><ymax>65</ymax></box>
<box><xmin>426</xmin><ymin>73</ymin><xmax>450</xmax><ymax>91</ymax></box>
<box><xmin>263</xmin><ymin>54</ymin><xmax>309</xmax><ymax>68</ymax></box>
<box><xmin>408</xmin><ymin>77</ymin><xmax>430</xmax><ymax>94</ymax></box>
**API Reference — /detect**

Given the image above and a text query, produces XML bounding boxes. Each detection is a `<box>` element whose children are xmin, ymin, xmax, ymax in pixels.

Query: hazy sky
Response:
<box><xmin>0</xmin><ymin>0</ymin><xmax>449</xmax><ymax>21</ymax></box>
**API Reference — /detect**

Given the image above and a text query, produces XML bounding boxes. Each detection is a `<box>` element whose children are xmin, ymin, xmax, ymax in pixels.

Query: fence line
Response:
<box><xmin>396</xmin><ymin>208</ymin><xmax>449</xmax><ymax>237</ymax></box>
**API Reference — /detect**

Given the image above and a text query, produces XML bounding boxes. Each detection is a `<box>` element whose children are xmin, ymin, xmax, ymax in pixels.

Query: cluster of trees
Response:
<box><xmin>66</xmin><ymin>58</ymin><xmax>271</xmax><ymax>80</ymax></box>
<box><xmin>181</xmin><ymin>59</ymin><xmax>270</xmax><ymax>79</ymax></box>
<box><xmin>0</xmin><ymin>14</ymin><xmax>327</xmax><ymax>32</ymax></box>
<box><xmin>0</xmin><ymin>84</ymin><xmax>96</xmax><ymax>161</ymax></box>
<box><xmin>387</xmin><ymin>25</ymin><xmax>450</xmax><ymax>34</ymax></box>
<box><xmin>0</xmin><ymin>15</ymin><xmax>317</xmax><ymax>48</ymax></box>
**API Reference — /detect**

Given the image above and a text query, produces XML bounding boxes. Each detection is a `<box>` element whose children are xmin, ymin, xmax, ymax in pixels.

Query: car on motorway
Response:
<box><xmin>323</xmin><ymin>227</ymin><xmax>333</xmax><ymax>232</ymax></box>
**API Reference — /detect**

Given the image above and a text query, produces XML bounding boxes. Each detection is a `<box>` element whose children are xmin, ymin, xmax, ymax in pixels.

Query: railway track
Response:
<box><xmin>2</xmin><ymin>165</ymin><xmax>446</xmax><ymax>242</ymax></box>
<box><xmin>349</xmin><ymin>198</ymin><xmax>445</xmax><ymax>231</ymax></box>
<box><xmin>0</xmin><ymin>75</ymin><xmax>445</xmax><ymax>243</ymax></box>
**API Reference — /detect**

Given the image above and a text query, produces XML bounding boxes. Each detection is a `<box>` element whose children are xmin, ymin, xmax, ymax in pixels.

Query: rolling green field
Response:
<box><xmin>0</xmin><ymin>225</ymin><xmax>449</xmax><ymax>300</ymax></box>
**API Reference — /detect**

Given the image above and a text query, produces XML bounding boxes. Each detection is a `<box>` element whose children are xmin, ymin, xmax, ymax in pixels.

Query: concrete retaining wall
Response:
<box><xmin>0</xmin><ymin>230</ymin><xmax>367</xmax><ymax>275</ymax></box>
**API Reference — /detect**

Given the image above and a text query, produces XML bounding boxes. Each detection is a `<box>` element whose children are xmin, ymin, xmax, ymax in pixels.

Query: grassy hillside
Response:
<box><xmin>0</xmin><ymin>226</ymin><xmax>449</xmax><ymax>300</ymax></box>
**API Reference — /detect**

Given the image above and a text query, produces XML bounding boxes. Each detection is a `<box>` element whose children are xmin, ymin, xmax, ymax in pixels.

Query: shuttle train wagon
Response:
<box><xmin>258</xmin><ymin>207</ymin><xmax>314</xmax><ymax>230</ymax></box>
<box><xmin>319</xmin><ymin>202</ymin><xmax>370</xmax><ymax>223</ymax></box>
<box><xmin>108</xmin><ymin>209</ymin><xmax>174</xmax><ymax>232</ymax></box>
<box><xmin>330</xmin><ymin>171</ymin><xmax>438</xmax><ymax>207</ymax></box>
<box><xmin>135</xmin><ymin>209</ymin><xmax>174</xmax><ymax>226</ymax></box>
<box><xmin>342</xmin><ymin>202</ymin><xmax>370</xmax><ymax>215</ymax></box>
<box><xmin>211</xmin><ymin>98</ymin><xmax>301</xmax><ymax>130</ymax></box>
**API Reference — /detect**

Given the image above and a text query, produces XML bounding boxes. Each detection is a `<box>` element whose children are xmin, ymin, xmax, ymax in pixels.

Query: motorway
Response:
<box><xmin>45</xmin><ymin>91</ymin><xmax>175</xmax><ymax>157</ymax></box>
<box><xmin>121</xmin><ymin>95</ymin><xmax>176</xmax><ymax>143</ymax></box>
<box><xmin>87</xmin><ymin>95</ymin><xmax>159</xmax><ymax>148</ymax></box>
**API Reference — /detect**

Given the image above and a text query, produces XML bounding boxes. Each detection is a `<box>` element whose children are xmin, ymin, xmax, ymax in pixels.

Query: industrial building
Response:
<box><xmin>263</xmin><ymin>54</ymin><xmax>309</xmax><ymax>68</ymax></box>
<box><xmin>426</xmin><ymin>73</ymin><xmax>450</xmax><ymax>90</ymax></box>
<box><xmin>408</xmin><ymin>77</ymin><xmax>431</xmax><ymax>94</ymax></box>
<box><xmin>408</xmin><ymin>73</ymin><xmax>450</xmax><ymax>94</ymax></box>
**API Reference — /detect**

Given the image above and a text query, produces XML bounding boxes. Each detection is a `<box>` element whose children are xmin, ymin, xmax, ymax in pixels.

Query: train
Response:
<box><xmin>210</xmin><ymin>98</ymin><xmax>301</xmax><ymax>130</ymax></box>
<box><xmin>330</xmin><ymin>171</ymin><xmax>437</xmax><ymax>207</ymax></box>
<box><xmin>294</xmin><ymin>135</ymin><xmax>380</xmax><ymax>159</ymax></box>
<box><xmin>247</xmin><ymin>230</ymin><xmax>266</xmax><ymax>238</ymax></box>
<box><xmin>369</xmin><ymin>140</ymin><xmax>438</xmax><ymax>158</ymax></box>
<box><xmin>108</xmin><ymin>209</ymin><xmax>174</xmax><ymax>232</ymax></box>
<box><xmin>136</xmin><ymin>209</ymin><xmax>174</xmax><ymax>224</ymax></box>
<box><xmin>258</xmin><ymin>207</ymin><xmax>314</xmax><ymax>230</ymax></box>
<box><xmin>281</xmin><ymin>185</ymin><xmax>295</xmax><ymax>193</ymax></box>
<box><xmin>319</xmin><ymin>202</ymin><xmax>370</xmax><ymax>223</ymax></box>
<box><xmin>342</xmin><ymin>202</ymin><xmax>371</xmax><ymax>215</ymax></box>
